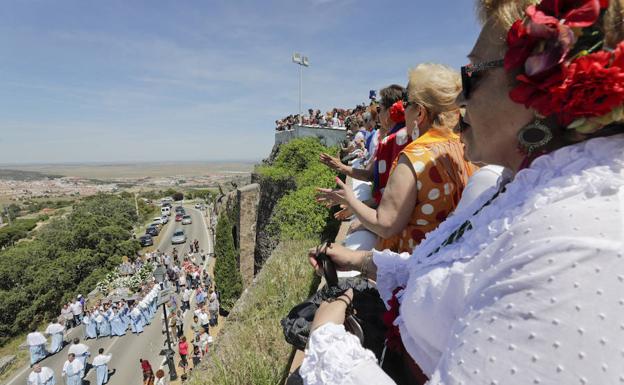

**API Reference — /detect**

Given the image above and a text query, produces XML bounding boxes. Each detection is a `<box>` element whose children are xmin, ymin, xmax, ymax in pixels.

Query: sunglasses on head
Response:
<box><xmin>460</xmin><ymin>59</ymin><xmax>504</xmax><ymax>100</ymax></box>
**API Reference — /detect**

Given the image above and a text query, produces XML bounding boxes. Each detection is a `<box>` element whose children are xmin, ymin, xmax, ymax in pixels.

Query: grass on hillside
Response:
<box><xmin>189</xmin><ymin>239</ymin><xmax>319</xmax><ymax>385</ymax></box>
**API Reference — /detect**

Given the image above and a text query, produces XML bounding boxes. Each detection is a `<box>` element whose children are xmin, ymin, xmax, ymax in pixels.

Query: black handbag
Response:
<box><xmin>280</xmin><ymin>247</ymin><xmax>387</xmax><ymax>360</ymax></box>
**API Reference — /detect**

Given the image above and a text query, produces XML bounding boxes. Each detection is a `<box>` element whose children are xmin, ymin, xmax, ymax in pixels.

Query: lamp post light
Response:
<box><xmin>153</xmin><ymin>265</ymin><xmax>177</xmax><ymax>381</ymax></box>
<box><xmin>292</xmin><ymin>52</ymin><xmax>310</xmax><ymax>124</ymax></box>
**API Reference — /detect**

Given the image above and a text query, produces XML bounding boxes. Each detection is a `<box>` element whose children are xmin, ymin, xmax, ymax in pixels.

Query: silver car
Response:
<box><xmin>171</xmin><ymin>229</ymin><xmax>187</xmax><ymax>244</ymax></box>
<box><xmin>182</xmin><ymin>215</ymin><xmax>192</xmax><ymax>225</ymax></box>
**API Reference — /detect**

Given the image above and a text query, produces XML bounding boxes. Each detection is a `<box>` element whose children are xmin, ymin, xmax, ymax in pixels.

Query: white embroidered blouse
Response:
<box><xmin>300</xmin><ymin>135</ymin><xmax>624</xmax><ymax>385</ymax></box>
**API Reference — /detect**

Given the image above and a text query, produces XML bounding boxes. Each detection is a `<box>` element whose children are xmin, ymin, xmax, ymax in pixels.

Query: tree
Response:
<box><xmin>172</xmin><ymin>192</ymin><xmax>184</xmax><ymax>201</ymax></box>
<box><xmin>213</xmin><ymin>212</ymin><xmax>243</xmax><ymax>312</ymax></box>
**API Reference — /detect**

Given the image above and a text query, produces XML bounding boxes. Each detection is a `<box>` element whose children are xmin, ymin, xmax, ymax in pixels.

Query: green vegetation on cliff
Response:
<box><xmin>0</xmin><ymin>194</ymin><xmax>140</xmax><ymax>346</ymax></box>
<box><xmin>214</xmin><ymin>211</ymin><xmax>243</xmax><ymax>312</ymax></box>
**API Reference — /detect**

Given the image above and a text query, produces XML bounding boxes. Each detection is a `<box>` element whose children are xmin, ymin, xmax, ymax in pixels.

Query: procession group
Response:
<box><xmin>24</xmin><ymin>284</ymin><xmax>161</xmax><ymax>385</ymax></box>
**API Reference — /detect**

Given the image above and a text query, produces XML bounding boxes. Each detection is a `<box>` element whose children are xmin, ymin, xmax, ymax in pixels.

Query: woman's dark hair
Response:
<box><xmin>379</xmin><ymin>84</ymin><xmax>405</xmax><ymax>109</ymax></box>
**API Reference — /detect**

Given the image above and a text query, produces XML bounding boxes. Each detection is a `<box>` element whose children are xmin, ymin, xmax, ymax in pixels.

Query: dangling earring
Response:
<box><xmin>411</xmin><ymin>119</ymin><xmax>420</xmax><ymax>141</ymax></box>
<box><xmin>517</xmin><ymin>119</ymin><xmax>553</xmax><ymax>155</ymax></box>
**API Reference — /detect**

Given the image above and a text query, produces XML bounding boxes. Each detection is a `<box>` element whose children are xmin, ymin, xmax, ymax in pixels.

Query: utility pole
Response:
<box><xmin>292</xmin><ymin>52</ymin><xmax>310</xmax><ymax>124</ymax></box>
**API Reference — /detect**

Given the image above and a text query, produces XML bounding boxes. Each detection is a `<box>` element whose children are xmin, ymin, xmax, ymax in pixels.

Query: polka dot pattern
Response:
<box><xmin>378</xmin><ymin>130</ymin><xmax>476</xmax><ymax>253</ymax></box>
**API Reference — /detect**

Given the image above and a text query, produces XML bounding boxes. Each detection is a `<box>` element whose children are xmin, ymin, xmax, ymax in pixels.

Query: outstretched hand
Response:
<box><xmin>319</xmin><ymin>153</ymin><xmax>345</xmax><ymax>173</ymax></box>
<box><xmin>315</xmin><ymin>177</ymin><xmax>355</xmax><ymax>208</ymax></box>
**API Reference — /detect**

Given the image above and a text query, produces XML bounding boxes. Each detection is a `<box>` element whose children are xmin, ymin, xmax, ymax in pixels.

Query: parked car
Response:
<box><xmin>175</xmin><ymin>206</ymin><xmax>185</xmax><ymax>214</ymax></box>
<box><xmin>182</xmin><ymin>215</ymin><xmax>192</xmax><ymax>225</ymax></box>
<box><xmin>139</xmin><ymin>234</ymin><xmax>153</xmax><ymax>247</ymax></box>
<box><xmin>161</xmin><ymin>215</ymin><xmax>169</xmax><ymax>224</ymax></box>
<box><xmin>153</xmin><ymin>216</ymin><xmax>165</xmax><ymax>226</ymax></box>
<box><xmin>194</xmin><ymin>203</ymin><xmax>202</xmax><ymax>209</ymax></box>
<box><xmin>161</xmin><ymin>206</ymin><xmax>171</xmax><ymax>216</ymax></box>
<box><xmin>146</xmin><ymin>225</ymin><xmax>159</xmax><ymax>236</ymax></box>
<box><xmin>171</xmin><ymin>229</ymin><xmax>187</xmax><ymax>245</ymax></box>
<box><xmin>175</xmin><ymin>213</ymin><xmax>183</xmax><ymax>222</ymax></box>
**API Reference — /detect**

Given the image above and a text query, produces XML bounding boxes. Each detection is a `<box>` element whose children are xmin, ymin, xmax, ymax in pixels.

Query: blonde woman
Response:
<box><xmin>318</xmin><ymin>64</ymin><xmax>476</xmax><ymax>253</ymax></box>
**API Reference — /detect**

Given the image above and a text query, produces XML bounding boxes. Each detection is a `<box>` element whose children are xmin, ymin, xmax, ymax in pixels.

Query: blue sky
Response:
<box><xmin>0</xmin><ymin>0</ymin><xmax>481</xmax><ymax>164</ymax></box>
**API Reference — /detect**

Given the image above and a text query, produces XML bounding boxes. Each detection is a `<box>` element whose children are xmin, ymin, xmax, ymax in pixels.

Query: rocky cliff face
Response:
<box><xmin>251</xmin><ymin>172</ymin><xmax>296</xmax><ymax>273</ymax></box>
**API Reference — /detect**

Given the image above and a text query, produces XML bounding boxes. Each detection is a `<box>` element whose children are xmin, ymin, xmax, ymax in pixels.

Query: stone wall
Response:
<box><xmin>275</xmin><ymin>125</ymin><xmax>346</xmax><ymax>148</ymax></box>
<box><xmin>251</xmin><ymin>173</ymin><xmax>297</xmax><ymax>273</ymax></box>
<box><xmin>236</xmin><ymin>184</ymin><xmax>260</xmax><ymax>289</ymax></box>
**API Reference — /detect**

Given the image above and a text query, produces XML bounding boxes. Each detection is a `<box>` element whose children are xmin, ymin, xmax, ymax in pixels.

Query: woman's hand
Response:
<box><xmin>319</xmin><ymin>153</ymin><xmax>346</xmax><ymax>173</ymax></box>
<box><xmin>308</xmin><ymin>243</ymin><xmax>365</xmax><ymax>275</ymax></box>
<box><xmin>316</xmin><ymin>177</ymin><xmax>356</xmax><ymax>208</ymax></box>
<box><xmin>310</xmin><ymin>289</ymin><xmax>354</xmax><ymax>333</ymax></box>
<box><xmin>334</xmin><ymin>205</ymin><xmax>353</xmax><ymax>221</ymax></box>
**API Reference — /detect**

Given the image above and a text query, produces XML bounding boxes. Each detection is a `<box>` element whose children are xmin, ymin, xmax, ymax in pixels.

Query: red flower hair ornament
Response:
<box><xmin>389</xmin><ymin>100</ymin><xmax>405</xmax><ymax>123</ymax></box>
<box><xmin>506</xmin><ymin>0</ymin><xmax>624</xmax><ymax>133</ymax></box>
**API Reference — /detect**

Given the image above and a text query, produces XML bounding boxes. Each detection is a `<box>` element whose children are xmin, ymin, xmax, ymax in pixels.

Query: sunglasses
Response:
<box><xmin>460</xmin><ymin>59</ymin><xmax>504</xmax><ymax>100</ymax></box>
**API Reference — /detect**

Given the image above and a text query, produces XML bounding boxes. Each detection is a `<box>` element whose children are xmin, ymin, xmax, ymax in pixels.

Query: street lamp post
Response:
<box><xmin>153</xmin><ymin>265</ymin><xmax>178</xmax><ymax>381</ymax></box>
<box><xmin>292</xmin><ymin>52</ymin><xmax>310</xmax><ymax>124</ymax></box>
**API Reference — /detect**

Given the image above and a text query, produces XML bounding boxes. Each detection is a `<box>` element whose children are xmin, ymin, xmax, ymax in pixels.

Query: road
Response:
<box><xmin>4</xmin><ymin>204</ymin><xmax>213</xmax><ymax>385</ymax></box>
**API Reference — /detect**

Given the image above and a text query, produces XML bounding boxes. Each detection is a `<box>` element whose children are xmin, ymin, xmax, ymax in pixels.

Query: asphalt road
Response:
<box><xmin>4</xmin><ymin>204</ymin><xmax>213</xmax><ymax>385</ymax></box>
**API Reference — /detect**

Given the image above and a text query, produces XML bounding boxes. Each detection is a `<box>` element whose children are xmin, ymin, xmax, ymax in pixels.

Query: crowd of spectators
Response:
<box><xmin>275</xmin><ymin>105</ymin><xmax>369</xmax><ymax>131</ymax></box>
<box><xmin>284</xmin><ymin>0</ymin><xmax>624</xmax><ymax>384</ymax></box>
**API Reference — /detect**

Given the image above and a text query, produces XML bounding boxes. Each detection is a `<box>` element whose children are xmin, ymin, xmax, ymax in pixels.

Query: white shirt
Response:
<box><xmin>199</xmin><ymin>312</ymin><xmax>209</xmax><ymax>326</ymax></box>
<box><xmin>27</xmin><ymin>367</ymin><xmax>55</xmax><ymax>384</ymax></box>
<box><xmin>71</xmin><ymin>301</ymin><xmax>83</xmax><ymax>316</ymax></box>
<box><xmin>182</xmin><ymin>288</ymin><xmax>191</xmax><ymax>302</ymax></box>
<box><xmin>301</xmin><ymin>135</ymin><xmax>624</xmax><ymax>384</ymax></box>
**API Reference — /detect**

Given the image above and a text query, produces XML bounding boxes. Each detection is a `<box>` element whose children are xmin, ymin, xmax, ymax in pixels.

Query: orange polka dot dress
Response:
<box><xmin>377</xmin><ymin>129</ymin><xmax>477</xmax><ymax>253</ymax></box>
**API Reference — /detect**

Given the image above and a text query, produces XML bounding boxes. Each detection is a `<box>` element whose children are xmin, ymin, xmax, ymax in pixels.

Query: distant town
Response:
<box><xmin>0</xmin><ymin>162</ymin><xmax>254</xmax><ymax>202</ymax></box>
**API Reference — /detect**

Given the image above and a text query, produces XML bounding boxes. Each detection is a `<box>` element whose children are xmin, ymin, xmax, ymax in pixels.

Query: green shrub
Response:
<box><xmin>0</xmin><ymin>193</ymin><xmax>138</xmax><ymax>346</ymax></box>
<box><xmin>214</xmin><ymin>212</ymin><xmax>243</xmax><ymax>312</ymax></box>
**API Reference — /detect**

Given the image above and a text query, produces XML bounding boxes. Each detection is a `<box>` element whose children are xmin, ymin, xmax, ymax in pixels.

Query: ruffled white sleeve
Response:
<box><xmin>373</xmin><ymin>249</ymin><xmax>412</xmax><ymax>305</ymax></box>
<box><xmin>300</xmin><ymin>323</ymin><xmax>395</xmax><ymax>385</ymax></box>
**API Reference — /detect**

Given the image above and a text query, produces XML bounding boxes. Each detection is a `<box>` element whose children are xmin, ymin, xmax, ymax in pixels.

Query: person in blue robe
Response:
<box><xmin>45</xmin><ymin>321</ymin><xmax>65</xmax><ymax>354</ymax></box>
<box><xmin>27</xmin><ymin>364</ymin><xmax>56</xmax><ymax>385</ymax></box>
<box><xmin>82</xmin><ymin>311</ymin><xmax>97</xmax><ymax>340</ymax></box>
<box><xmin>96</xmin><ymin>309</ymin><xmax>111</xmax><ymax>338</ymax></box>
<box><xmin>62</xmin><ymin>354</ymin><xmax>84</xmax><ymax>385</ymax></box>
<box><xmin>130</xmin><ymin>307</ymin><xmax>144</xmax><ymax>334</ymax></box>
<box><xmin>139</xmin><ymin>303</ymin><xmax>150</xmax><ymax>326</ymax></box>
<box><xmin>92</xmin><ymin>348</ymin><xmax>112</xmax><ymax>385</ymax></box>
<box><xmin>68</xmin><ymin>338</ymin><xmax>90</xmax><ymax>377</ymax></box>
<box><xmin>109</xmin><ymin>309</ymin><xmax>126</xmax><ymax>337</ymax></box>
<box><xmin>27</xmin><ymin>330</ymin><xmax>48</xmax><ymax>366</ymax></box>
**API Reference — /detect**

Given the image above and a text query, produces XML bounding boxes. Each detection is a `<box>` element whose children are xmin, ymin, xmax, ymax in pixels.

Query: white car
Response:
<box><xmin>171</xmin><ymin>229</ymin><xmax>187</xmax><ymax>244</ymax></box>
<box><xmin>153</xmin><ymin>216</ymin><xmax>165</xmax><ymax>226</ymax></box>
<box><xmin>160</xmin><ymin>215</ymin><xmax>169</xmax><ymax>224</ymax></box>
<box><xmin>194</xmin><ymin>203</ymin><xmax>202</xmax><ymax>209</ymax></box>
<box><xmin>182</xmin><ymin>215</ymin><xmax>192</xmax><ymax>225</ymax></box>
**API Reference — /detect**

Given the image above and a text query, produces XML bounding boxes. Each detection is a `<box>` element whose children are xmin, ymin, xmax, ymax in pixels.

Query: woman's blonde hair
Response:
<box><xmin>477</xmin><ymin>0</ymin><xmax>624</xmax><ymax>49</ymax></box>
<box><xmin>407</xmin><ymin>63</ymin><xmax>461</xmax><ymax>129</ymax></box>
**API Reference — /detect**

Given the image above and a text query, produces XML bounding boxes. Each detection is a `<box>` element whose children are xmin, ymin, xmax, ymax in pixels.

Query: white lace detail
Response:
<box><xmin>375</xmin><ymin>134</ymin><xmax>624</xmax><ymax>375</ymax></box>
<box><xmin>300</xmin><ymin>323</ymin><xmax>378</xmax><ymax>385</ymax></box>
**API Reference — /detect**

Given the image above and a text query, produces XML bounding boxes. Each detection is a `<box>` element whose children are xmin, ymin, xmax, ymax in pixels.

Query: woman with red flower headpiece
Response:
<box><xmin>319</xmin><ymin>85</ymin><xmax>412</xmax><ymax>204</ymax></box>
<box><xmin>300</xmin><ymin>0</ymin><xmax>624</xmax><ymax>384</ymax></box>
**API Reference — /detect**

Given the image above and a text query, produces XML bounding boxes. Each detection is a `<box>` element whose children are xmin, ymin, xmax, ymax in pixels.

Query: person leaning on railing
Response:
<box><xmin>299</xmin><ymin>0</ymin><xmax>624</xmax><ymax>384</ymax></box>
